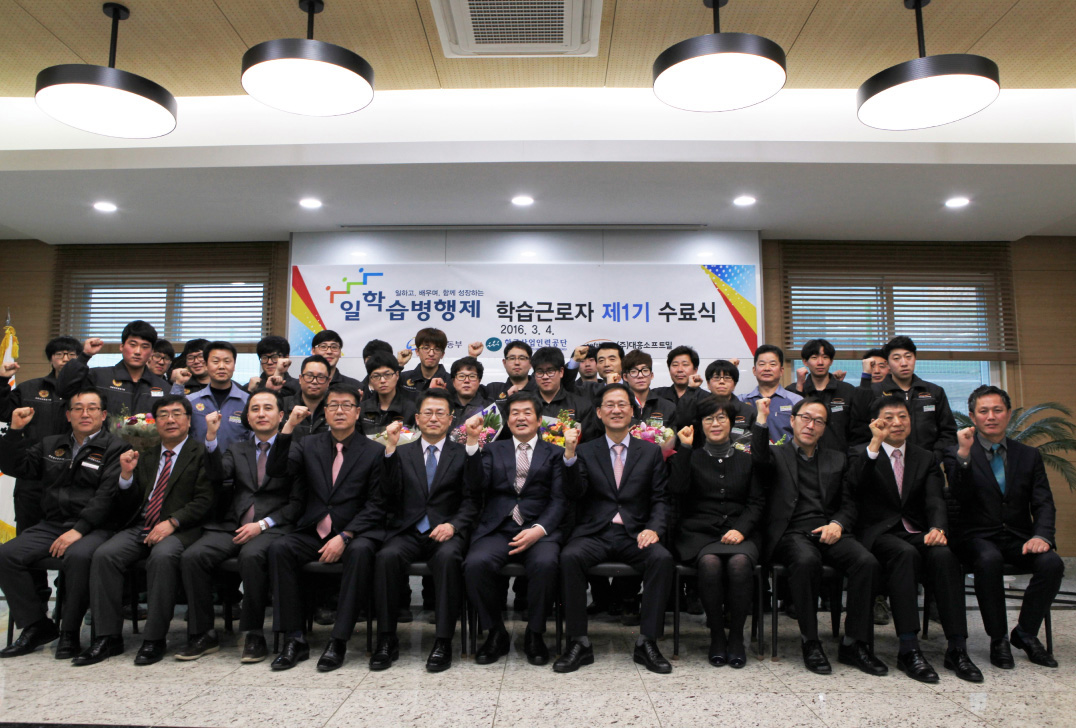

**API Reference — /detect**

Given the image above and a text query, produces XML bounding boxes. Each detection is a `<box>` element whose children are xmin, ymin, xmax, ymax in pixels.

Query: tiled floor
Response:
<box><xmin>1</xmin><ymin>578</ymin><xmax>1075</xmax><ymax>728</ymax></box>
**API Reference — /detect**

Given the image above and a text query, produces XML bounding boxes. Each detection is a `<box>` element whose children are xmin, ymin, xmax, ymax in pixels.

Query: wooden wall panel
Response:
<box><xmin>0</xmin><ymin>240</ymin><xmax>58</xmax><ymax>381</ymax></box>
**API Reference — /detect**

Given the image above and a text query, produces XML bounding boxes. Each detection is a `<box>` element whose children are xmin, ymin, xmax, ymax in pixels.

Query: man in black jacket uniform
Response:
<box><xmin>281</xmin><ymin>355</ymin><xmax>332</xmax><ymax>442</ymax></box>
<box><xmin>753</xmin><ymin>396</ymin><xmax>885</xmax><ymax>677</ymax></box>
<box><xmin>267</xmin><ymin>384</ymin><xmax>386</xmax><ymax>672</ymax></box>
<box><xmin>357</xmin><ymin>352</ymin><xmax>416</xmax><ymax>436</ymax></box>
<box><xmin>0</xmin><ymin>389</ymin><xmax>128</xmax><ymax>659</ymax></box>
<box><xmin>945</xmin><ymin>385</ymin><xmax>1063</xmax><ymax>669</ymax></box>
<box><xmin>788</xmin><ymin>339</ymin><xmax>857</xmax><ymax>453</ymax></box>
<box><xmin>177</xmin><ymin>389</ymin><xmax>304</xmax><ymax>663</ymax></box>
<box><xmin>370</xmin><ymin>390</ymin><xmax>480</xmax><ymax>672</ymax></box>
<box><xmin>852</xmin><ymin>397</ymin><xmax>981</xmax><ymax>683</ymax></box>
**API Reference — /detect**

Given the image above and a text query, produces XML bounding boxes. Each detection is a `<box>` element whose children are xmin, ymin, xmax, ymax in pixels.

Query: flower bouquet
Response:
<box><xmin>449</xmin><ymin>402</ymin><xmax>502</xmax><ymax>449</ymax></box>
<box><xmin>540</xmin><ymin>409</ymin><xmax>579</xmax><ymax>448</ymax></box>
<box><xmin>370</xmin><ymin>424</ymin><xmax>421</xmax><ymax>447</ymax></box>
<box><xmin>110</xmin><ymin>407</ymin><xmax>160</xmax><ymax>452</ymax></box>
<box><xmin>629</xmin><ymin>418</ymin><xmax>675</xmax><ymax>449</ymax></box>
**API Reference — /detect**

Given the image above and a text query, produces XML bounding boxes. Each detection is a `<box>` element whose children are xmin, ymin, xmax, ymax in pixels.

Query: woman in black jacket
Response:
<box><xmin>670</xmin><ymin>396</ymin><xmax>764</xmax><ymax>668</ymax></box>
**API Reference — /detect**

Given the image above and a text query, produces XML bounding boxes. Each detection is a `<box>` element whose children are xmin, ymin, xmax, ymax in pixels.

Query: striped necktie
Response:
<box><xmin>142</xmin><ymin>450</ymin><xmax>174</xmax><ymax>533</ymax></box>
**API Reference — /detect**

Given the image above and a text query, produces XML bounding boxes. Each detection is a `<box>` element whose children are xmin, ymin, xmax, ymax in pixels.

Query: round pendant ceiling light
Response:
<box><xmin>35</xmin><ymin>3</ymin><xmax>177</xmax><ymax>139</ymax></box>
<box><xmin>242</xmin><ymin>0</ymin><xmax>374</xmax><ymax>116</ymax></box>
<box><xmin>653</xmin><ymin>0</ymin><xmax>786</xmax><ymax>112</ymax></box>
<box><xmin>857</xmin><ymin>0</ymin><xmax>1000</xmax><ymax>131</ymax></box>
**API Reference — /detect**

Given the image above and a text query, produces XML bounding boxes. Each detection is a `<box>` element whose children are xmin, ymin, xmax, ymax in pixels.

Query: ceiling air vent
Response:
<box><xmin>429</xmin><ymin>0</ymin><xmax>602</xmax><ymax>58</ymax></box>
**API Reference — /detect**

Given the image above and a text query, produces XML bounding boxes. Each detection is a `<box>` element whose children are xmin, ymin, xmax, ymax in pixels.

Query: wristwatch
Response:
<box><xmin>258</xmin><ymin>519</ymin><xmax>268</xmax><ymax>532</ymax></box>
<box><xmin>339</xmin><ymin>532</ymin><xmax>353</xmax><ymax>546</ymax></box>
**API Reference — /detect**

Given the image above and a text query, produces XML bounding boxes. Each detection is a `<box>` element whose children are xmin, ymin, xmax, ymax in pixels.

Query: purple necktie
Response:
<box><xmin>612</xmin><ymin>443</ymin><xmax>625</xmax><ymax>525</ymax></box>
<box><xmin>317</xmin><ymin>442</ymin><xmax>344</xmax><ymax>538</ymax></box>
<box><xmin>891</xmin><ymin>449</ymin><xmax>919</xmax><ymax>533</ymax></box>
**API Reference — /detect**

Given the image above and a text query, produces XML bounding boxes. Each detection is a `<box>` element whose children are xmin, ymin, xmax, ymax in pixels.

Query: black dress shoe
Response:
<box><xmin>369</xmin><ymin>635</ymin><xmax>400</xmax><ymax>671</ymax></box>
<box><xmin>727</xmin><ymin>638</ymin><xmax>747</xmax><ymax>669</ymax></box>
<box><xmin>241</xmin><ymin>633</ymin><xmax>268</xmax><ymax>663</ymax></box>
<box><xmin>1011</xmin><ymin>628</ymin><xmax>1058</xmax><ymax>668</ymax></box>
<box><xmin>989</xmin><ymin>638</ymin><xmax>1014</xmax><ymax>669</ymax></box>
<box><xmin>896</xmin><ymin>649</ymin><xmax>939</xmax><ymax>683</ymax></box>
<box><xmin>270</xmin><ymin>639</ymin><xmax>310</xmax><ymax>671</ymax></box>
<box><xmin>71</xmin><ymin>635</ymin><xmax>124</xmax><ymax>666</ymax></box>
<box><xmin>708</xmin><ymin>632</ymin><xmax>727</xmax><ymax>667</ymax></box>
<box><xmin>317</xmin><ymin>637</ymin><xmax>347</xmax><ymax>672</ymax></box>
<box><xmin>838</xmin><ymin>641</ymin><xmax>888</xmax><ymax>676</ymax></box>
<box><xmin>801</xmin><ymin>639</ymin><xmax>831</xmax><ymax>675</ymax></box>
<box><xmin>134</xmin><ymin>639</ymin><xmax>167</xmax><ymax>666</ymax></box>
<box><xmin>426</xmin><ymin>637</ymin><xmax>453</xmax><ymax>672</ymax></box>
<box><xmin>175</xmin><ymin>630</ymin><xmax>220</xmax><ymax>661</ymax></box>
<box><xmin>553</xmin><ymin>640</ymin><xmax>594</xmax><ymax>673</ymax></box>
<box><xmin>633</xmin><ymin>640</ymin><xmax>672</xmax><ymax>674</ymax></box>
<box><xmin>54</xmin><ymin>631</ymin><xmax>81</xmax><ymax>660</ymax></box>
<box><xmin>0</xmin><ymin>619</ymin><xmax>59</xmax><ymax>658</ymax></box>
<box><xmin>475</xmin><ymin>628</ymin><xmax>510</xmax><ymax>665</ymax></box>
<box><xmin>944</xmin><ymin>648</ymin><xmax>984</xmax><ymax>683</ymax></box>
<box><xmin>523</xmin><ymin>629</ymin><xmax>549</xmax><ymax>666</ymax></box>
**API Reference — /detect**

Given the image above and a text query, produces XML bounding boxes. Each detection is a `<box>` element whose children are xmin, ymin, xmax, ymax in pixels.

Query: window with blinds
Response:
<box><xmin>51</xmin><ymin>242</ymin><xmax>288</xmax><ymax>351</ymax></box>
<box><xmin>780</xmin><ymin>241</ymin><xmax>1017</xmax><ymax>361</ymax></box>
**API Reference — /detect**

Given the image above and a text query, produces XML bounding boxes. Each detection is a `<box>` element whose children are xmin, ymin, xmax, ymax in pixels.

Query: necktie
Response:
<box><xmin>991</xmin><ymin>443</ymin><xmax>1006</xmax><ymax>494</ymax></box>
<box><xmin>242</xmin><ymin>441</ymin><xmax>270</xmax><ymax>525</ymax></box>
<box><xmin>142</xmin><ymin>450</ymin><xmax>174</xmax><ymax>533</ymax></box>
<box><xmin>317</xmin><ymin>442</ymin><xmax>344</xmax><ymax>539</ymax></box>
<box><xmin>611</xmin><ymin>442</ymin><xmax>625</xmax><ymax>525</ymax></box>
<box><xmin>511</xmin><ymin>443</ymin><xmax>530</xmax><ymax>526</ymax></box>
<box><xmin>417</xmin><ymin>444</ymin><xmax>437</xmax><ymax>533</ymax></box>
<box><xmin>891</xmin><ymin>449</ymin><xmax>919</xmax><ymax>533</ymax></box>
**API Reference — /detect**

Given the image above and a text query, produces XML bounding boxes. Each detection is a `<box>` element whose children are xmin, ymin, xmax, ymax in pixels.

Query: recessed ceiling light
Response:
<box><xmin>696</xmin><ymin>251</ymin><xmax>712</xmax><ymax>259</ymax></box>
<box><xmin>93</xmin><ymin>201</ymin><xmax>118</xmax><ymax>212</ymax></box>
<box><xmin>511</xmin><ymin>195</ymin><xmax>534</xmax><ymax>207</ymax></box>
<box><xmin>733</xmin><ymin>195</ymin><xmax>757</xmax><ymax>207</ymax></box>
<box><xmin>945</xmin><ymin>196</ymin><xmax>970</xmax><ymax>208</ymax></box>
<box><xmin>520</xmin><ymin>250</ymin><xmax>537</xmax><ymax>257</ymax></box>
<box><xmin>350</xmin><ymin>251</ymin><xmax>366</xmax><ymax>258</ymax></box>
<box><xmin>299</xmin><ymin>197</ymin><xmax>322</xmax><ymax>209</ymax></box>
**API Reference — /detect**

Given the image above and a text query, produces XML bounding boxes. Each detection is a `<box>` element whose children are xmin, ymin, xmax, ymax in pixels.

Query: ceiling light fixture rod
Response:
<box><xmin>912</xmin><ymin>0</ymin><xmax>927</xmax><ymax>58</ymax></box>
<box><xmin>300</xmin><ymin>0</ymin><xmax>324</xmax><ymax>40</ymax></box>
<box><xmin>705</xmin><ymin>0</ymin><xmax>729</xmax><ymax>34</ymax></box>
<box><xmin>102</xmin><ymin>2</ymin><xmax>129</xmax><ymax>69</ymax></box>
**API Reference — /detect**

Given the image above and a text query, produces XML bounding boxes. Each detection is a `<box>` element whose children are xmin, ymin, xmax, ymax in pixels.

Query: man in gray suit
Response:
<box><xmin>177</xmin><ymin>389</ymin><xmax>304</xmax><ymax>663</ymax></box>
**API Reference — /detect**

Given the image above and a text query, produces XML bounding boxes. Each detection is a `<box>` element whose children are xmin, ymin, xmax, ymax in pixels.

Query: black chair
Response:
<box><xmin>5</xmin><ymin>557</ymin><xmax>68</xmax><ymax>647</ymax></box>
<box><xmin>767</xmin><ymin>563</ymin><xmax>845</xmax><ymax>659</ymax></box>
<box><xmin>217</xmin><ymin>557</ymin><xmax>241</xmax><ymax>634</ymax></box>
<box><xmin>672</xmin><ymin>563</ymin><xmax>764</xmax><ymax>659</ymax></box>
<box><xmin>922</xmin><ymin>564</ymin><xmax>1054</xmax><ymax>653</ymax></box>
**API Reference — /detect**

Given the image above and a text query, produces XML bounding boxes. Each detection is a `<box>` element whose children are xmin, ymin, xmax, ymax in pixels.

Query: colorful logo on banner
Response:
<box><xmin>290</xmin><ymin>267</ymin><xmax>327</xmax><ymax>355</ymax></box>
<box><xmin>702</xmin><ymin>265</ymin><xmax>758</xmax><ymax>352</ymax></box>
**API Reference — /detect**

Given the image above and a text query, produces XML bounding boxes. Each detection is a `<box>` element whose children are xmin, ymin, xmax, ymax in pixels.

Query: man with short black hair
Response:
<box><xmin>360</xmin><ymin>339</ymin><xmax>395</xmax><ymax>398</ymax></box>
<box><xmin>174</xmin><ymin>339</ymin><xmax>211</xmax><ymax>395</ymax></box>
<box><xmin>187</xmin><ymin>341</ymin><xmax>249</xmax><ymax>452</ymax></box>
<box><xmin>578</xmin><ymin>345</ymin><xmax>600</xmax><ymax>384</ymax></box>
<box><xmin>447</xmin><ymin>356</ymin><xmax>492</xmax><ymax>428</ymax></box>
<box><xmin>245</xmin><ymin>335</ymin><xmax>298</xmax><ymax>397</ymax></box>
<box><xmin>529</xmin><ymin>347</ymin><xmax>599</xmax><ymax>442</ymax></box>
<box><xmin>0</xmin><ymin>389</ymin><xmax>128</xmax><ymax>660</ymax></box>
<box><xmin>740</xmin><ymin>345</ymin><xmax>802</xmax><ymax>444</ymax></box>
<box><xmin>652</xmin><ymin>345</ymin><xmax>704</xmax><ymax>430</ymax></box>
<box><xmin>787</xmin><ymin>339</ymin><xmax>857</xmax><ymax>452</ymax></box>
<box><xmin>566</xmin><ymin>341</ymin><xmax>624</xmax><ymax>399</ymax></box>
<box><xmin>311</xmin><ymin>330</ymin><xmax>362</xmax><ymax>389</ymax></box>
<box><xmin>358</xmin><ymin>352</ymin><xmax>416</xmax><ymax>436</ymax></box>
<box><xmin>57</xmin><ymin>320</ymin><xmax>177</xmax><ymax>417</ymax></box>
<box><xmin>621</xmin><ymin>350</ymin><xmax>678</xmax><ymax>430</ymax></box>
<box><xmin>400</xmin><ymin>328</ymin><xmax>451</xmax><ymax>399</ymax></box>
<box><xmin>148</xmin><ymin>340</ymin><xmax>175</xmax><ymax>379</ymax></box>
<box><xmin>484</xmin><ymin>341</ymin><xmax>534</xmax><ymax>401</ymax></box>
<box><xmin>282</xmin><ymin>355</ymin><xmax>332</xmax><ymax>442</ymax></box>
<box><xmin>704</xmin><ymin>359</ymin><xmax>755</xmax><ymax>444</ymax></box>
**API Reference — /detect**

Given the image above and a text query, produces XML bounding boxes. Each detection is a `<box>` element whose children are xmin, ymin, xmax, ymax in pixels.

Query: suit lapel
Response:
<box><xmin>971</xmin><ymin>444</ymin><xmax>1003</xmax><ymax>496</ymax></box>
<box><xmin>876</xmin><ymin>450</ymin><xmax>903</xmax><ymax>505</ymax></box>
<box><xmin>595</xmin><ymin>440</ymin><xmax>618</xmax><ymax>496</ymax></box>
<box><xmin>433</xmin><ymin>443</ymin><xmax>459</xmax><ymax>493</ymax></box>
<box><xmin>620</xmin><ymin>439</ymin><xmax>644</xmax><ymax>490</ymax></box>
<box><xmin>162</xmin><ymin>442</ymin><xmax>196</xmax><ymax>499</ymax></box>
<box><xmin>241</xmin><ymin>441</ymin><xmax>262</xmax><ymax>490</ymax></box>
<box><xmin>521</xmin><ymin>441</ymin><xmax>548</xmax><ymax>491</ymax></box>
<box><xmin>332</xmin><ymin>437</ymin><xmax>367</xmax><ymax>488</ymax></box>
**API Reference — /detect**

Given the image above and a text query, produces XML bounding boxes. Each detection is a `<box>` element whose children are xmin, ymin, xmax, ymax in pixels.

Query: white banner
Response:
<box><xmin>288</xmin><ymin>262</ymin><xmax>760</xmax><ymax>372</ymax></box>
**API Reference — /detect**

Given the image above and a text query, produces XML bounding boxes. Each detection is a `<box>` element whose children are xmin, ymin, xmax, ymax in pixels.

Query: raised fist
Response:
<box><xmin>604</xmin><ymin>372</ymin><xmax>621</xmax><ymax>384</ymax></box>
<box><xmin>383</xmin><ymin>420</ymin><xmax>403</xmax><ymax>450</ymax></box>
<box><xmin>677</xmin><ymin>425</ymin><xmax>694</xmax><ymax>447</ymax></box>
<box><xmin>572</xmin><ymin>345</ymin><xmax>589</xmax><ymax>363</ymax></box>
<box><xmin>468</xmin><ymin>341</ymin><xmax>484</xmax><ymax>357</ymax></box>
<box><xmin>397</xmin><ymin>349</ymin><xmax>413</xmax><ymax>367</ymax></box>
<box><xmin>506</xmin><ymin>383</ymin><xmax>522</xmax><ymax>396</ymax></box>
<box><xmin>288</xmin><ymin>405</ymin><xmax>311</xmax><ymax>426</ymax></box>
<box><xmin>120</xmin><ymin>449</ymin><xmax>139</xmax><ymax>476</ymax></box>
<box><xmin>755</xmin><ymin>397</ymin><xmax>771</xmax><ymax>419</ymax></box>
<box><xmin>83</xmin><ymin>338</ymin><xmax>104</xmax><ymax>357</ymax></box>
<box><xmin>956</xmin><ymin>426</ymin><xmax>976</xmax><ymax>457</ymax></box>
<box><xmin>0</xmin><ymin>361</ymin><xmax>19</xmax><ymax>378</ymax></box>
<box><xmin>429</xmin><ymin>377</ymin><xmax>446</xmax><ymax>391</ymax></box>
<box><xmin>276</xmin><ymin>357</ymin><xmax>291</xmax><ymax>375</ymax></box>
<box><xmin>796</xmin><ymin>367</ymin><xmax>809</xmax><ymax>386</ymax></box>
<box><xmin>563</xmin><ymin>424</ymin><xmax>580</xmax><ymax>455</ymax></box>
<box><xmin>687</xmin><ymin>373</ymin><xmax>703</xmax><ymax>388</ymax></box>
<box><xmin>465</xmin><ymin>413</ymin><xmax>484</xmax><ymax>443</ymax></box>
<box><xmin>266</xmin><ymin>375</ymin><xmax>285</xmax><ymax>391</ymax></box>
<box><xmin>171</xmin><ymin>368</ymin><xmax>192</xmax><ymax>385</ymax></box>
<box><xmin>11</xmin><ymin>407</ymin><xmax>34</xmax><ymax>430</ymax></box>
<box><xmin>728</xmin><ymin>358</ymin><xmax>740</xmax><ymax>368</ymax></box>
<box><xmin>247</xmin><ymin>376</ymin><xmax>262</xmax><ymax>391</ymax></box>
<box><xmin>868</xmin><ymin>417</ymin><xmax>890</xmax><ymax>441</ymax></box>
<box><xmin>205</xmin><ymin>411</ymin><xmax>222</xmax><ymax>439</ymax></box>
<box><xmin>833</xmin><ymin>370</ymin><xmax>847</xmax><ymax>381</ymax></box>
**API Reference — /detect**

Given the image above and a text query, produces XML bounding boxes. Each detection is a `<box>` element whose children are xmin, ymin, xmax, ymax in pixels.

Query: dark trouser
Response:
<box><xmin>956</xmin><ymin>534</ymin><xmax>1064</xmax><ymax>640</ymax></box>
<box><xmin>774</xmin><ymin>531</ymin><xmax>879</xmax><ymax>644</ymax></box>
<box><xmin>181</xmin><ymin>529</ymin><xmax>282</xmax><ymax>635</ymax></box>
<box><xmin>13</xmin><ymin>479</ymin><xmax>49</xmax><ymax>601</ymax></box>
<box><xmin>0</xmin><ymin>521</ymin><xmax>111</xmax><ymax>632</ymax></box>
<box><xmin>871</xmin><ymin>530</ymin><xmax>967</xmax><ymax>640</ymax></box>
<box><xmin>90</xmin><ymin>526</ymin><xmax>186</xmax><ymax>641</ymax></box>
<box><xmin>269</xmin><ymin>529</ymin><xmax>378</xmax><ymax>641</ymax></box>
<box><xmin>375</xmin><ymin>530</ymin><xmax>465</xmax><ymax>639</ymax></box>
<box><xmin>464</xmin><ymin>529</ymin><xmax>560</xmax><ymax>635</ymax></box>
<box><xmin>561</xmin><ymin>523</ymin><xmax>674</xmax><ymax>640</ymax></box>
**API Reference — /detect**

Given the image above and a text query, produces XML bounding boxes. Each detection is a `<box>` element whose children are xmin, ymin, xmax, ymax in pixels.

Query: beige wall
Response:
<box><xmin>0</xmin><ymin>240</ymin><xmax>58</xmax><ymax>381</ymax></box>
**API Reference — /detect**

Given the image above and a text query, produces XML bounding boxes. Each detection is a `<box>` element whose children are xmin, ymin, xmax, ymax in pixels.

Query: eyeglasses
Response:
<box><xmin>419</xmin><ymin>409</ymin><xmax>450</xmax><ymax>418</ymax></box>
<box><xmin>795</xmin><ymin>413</ymin><xmax>827</xmax><ymax>428</ymax></box>
<box><xmin>709</xmin><ymin>375</ymin><xmax>735</xmax><ymax>383</ymax></box>
<box><xmin>418</xmin><ymin>345</ymin><xmax>444</xmax><ymax>355</ymax></box>
<box><xmin>627</xmin><ymin>367</ymin><xmax>652</xmax><ymax>377</ymax></box>
<box><xmin>314</xmin><ymin>343</ymin><xmax>341</xmax><ymax>353</ymax></box>
<box><xmin>149</xmin><ymin>354</ymin><xmax>171</xmax><ymax>365</ymax></box>
<box><xmin>55</xmin><ymin>351</ymin><xmax>78</xmax><ymax>360</ymax></box>
<box><xmin>259</xmin><ymin>355</ymin><xmax>281</xmax><ymax>364</ymax></box>
<box><xmin>534</xmin><ymin>369</ymin><xmax>559</xmax><ymax>379</ymax></box>
<box><xmin>505</xmin><ymin>355</ymin><xmax>530</xmax><ymax>363</ymax></box>
<box><xmin>186</xmin><ymin>353</ymin><xmax>204</xmax><ymax>363</ymax></box>
<box><xmin>701</xmin><ymin>413</ymin><xmax>729</xmax><ymax>424</ymax></box>
<box><xmin>301</xmin><ymin>372</ymin><xmax>329</xmax><ymax>383</ymax></box>
<box><xmin>369</xmin><ymin>372</ymin><xmax>397</xmax><ymax>382</ymax></box>
<box><xmin>70</xmin><ymin>405</ymin><xmax>102</xmax><ymax>414</ymax></box>
<box><xmin>600</xmin><ymin>402</ymin><xmax>633</xmax><ymax>411</ymax></box>
<box><xmin>453</xmin><ymin>374</ymin><xmax>479</xmax><ymax>382</ymax></box>
<box><xmin>156</xmin><ymin>410</ymin><xmax>189</xmax><ymax>421</ymax></box>
<box><xmin>325</xmin><ymin>402</ymin><xmax>357</xmax><ymax>412</ymax></box>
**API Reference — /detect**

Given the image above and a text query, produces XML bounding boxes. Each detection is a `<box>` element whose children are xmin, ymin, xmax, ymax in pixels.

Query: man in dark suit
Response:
<box><xmin>0</xmin><ymin>389</ymin><xmax>128</xmax><ymax>660</ymax></box>
<box><xmin>266</xmin><ymin>384</ymin><xmax>386</xmax><ymax>672</ymax></box>
<box><xmin>463</xmin><ymin>391</ymin><xmax>567</xmax><ymax>667</ymax></box>
<box><xmin>74</xmin><ymin>394</ymin><xmax>214</xmax><ymax>666</ymax></box>
<box><xmin>852</xmin><ymin>397</ymin><xmax>982</xmax><ymax>683</ymax></box>
<box><xmin>177</xmin><ymin>389</ymin><xmax>303</xmax><ymax>663</ymax></box>
<box><xmin>753</xmin><ymin>396</ymin><xmax>885</xmax><ymax>676</ymax></box>
<box><xmin>370</xmin><ymin>390</ymin><xmax>480</xmax><ymax>672</ymax></box>
<box><xmin>555</xmin><ymin>383</ymin><xmax>675</xmax><ymax>674</ymax></box>
<box><xmin>946</xmin><ymin>385</ymin><xmax>1063</xmax><ymax>669</ymax></box>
